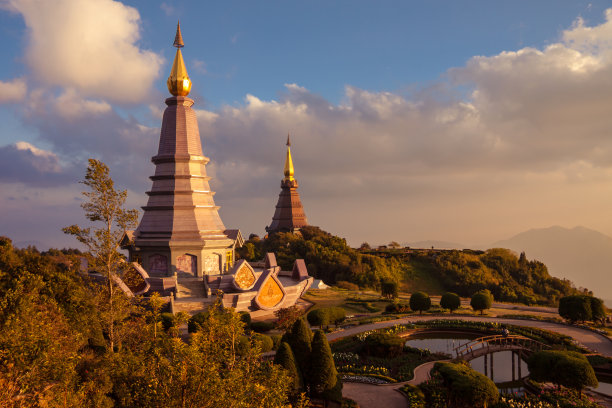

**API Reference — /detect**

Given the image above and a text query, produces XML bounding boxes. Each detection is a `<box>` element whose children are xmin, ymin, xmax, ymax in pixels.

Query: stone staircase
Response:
<box><xmin>173</xmin><ymin>277</ymin><xmax>212</xmax><ymax>315</ymax></box>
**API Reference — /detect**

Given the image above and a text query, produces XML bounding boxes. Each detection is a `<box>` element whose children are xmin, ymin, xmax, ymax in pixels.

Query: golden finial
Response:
<box><xmin>284</xmin><ymin>134</ymin><xmax>295</xmax><ymax>181</ymax></box>
<box><xmin>167</xmin><ymin>21</ymin><xmax>191</xmax><ymax>96</ymax></box>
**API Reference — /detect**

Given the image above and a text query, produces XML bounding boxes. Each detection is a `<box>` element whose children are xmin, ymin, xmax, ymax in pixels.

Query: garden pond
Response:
<box><xmin>404</xmin><ymin>331</ymin><xmax>612</xmax><ymax>397</ymax></box>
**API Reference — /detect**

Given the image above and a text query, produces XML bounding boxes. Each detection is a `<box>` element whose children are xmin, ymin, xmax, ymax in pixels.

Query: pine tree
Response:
<box><xmin>309</xmin><ymin>330</ymin><xmax>337</xmax><ymax>395</ymax></box>
<box><xmin>286</xmin><ymin>318</ymin><xmax>312</xmax><ymax>378</ymax></box>
<box><xmin>275</xmin><ymin>341</ymin><xmax>302</xmax><ymax>393</ymax></box>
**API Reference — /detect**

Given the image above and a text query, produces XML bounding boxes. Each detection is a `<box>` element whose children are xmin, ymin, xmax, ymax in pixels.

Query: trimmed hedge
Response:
<box><xmin>307</xmin><ymin>307</ymin><xmax>347</xmax><ymax>327</ymax></box>
<box><xmin>250</xmin><ymin>321</ymin><xmax>275</xmax><ymax>333</ymax></box>
<box><xmin>434</xmin><ymin>361</ymin><xmax>498</xmax><ymax>408</ymax></box>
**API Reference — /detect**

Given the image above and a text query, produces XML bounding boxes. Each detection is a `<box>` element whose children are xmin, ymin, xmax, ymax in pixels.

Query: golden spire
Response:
<box><xmin>283</xmin><ymin>133</ymin><xmax>295</xmax><ymax>182</ymax></box>
<box><xmin>167</xmin><ymin>21</ymin><xmax>192</xmax><ymax>96</ymax></box>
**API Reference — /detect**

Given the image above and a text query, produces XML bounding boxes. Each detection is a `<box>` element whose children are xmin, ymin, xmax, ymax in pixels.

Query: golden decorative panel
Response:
<box><xmin>256</xmin><ymin>277</ymin><xmax>284</xmax><ymax>308</ymax></box>
<box><xmin>235</xmin><ymin>265</ymin><xmax>256</xmax><ymax>289</ymax></box>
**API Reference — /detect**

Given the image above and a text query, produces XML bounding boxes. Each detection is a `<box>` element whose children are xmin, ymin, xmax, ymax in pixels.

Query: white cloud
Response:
<box><xmin>4</xmin><ymin>0</ymin><xmax>163</xmax><ymax>103</ymax></box>
<box><xmin>0</xmin><ymin>77</ymin><xmax>26</xmax><ymax>103</ymax></box>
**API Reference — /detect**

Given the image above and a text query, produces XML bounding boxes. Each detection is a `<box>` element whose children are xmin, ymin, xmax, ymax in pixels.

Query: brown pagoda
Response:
<box><xmin>266</xmin><ymin>135</ymin><xmax>308</xmax><ymax>233</ymax></box>
<box><xmin>125</xmin><ymin>23</ymin><xmax>241</xmax><ymax>280</ymax></box>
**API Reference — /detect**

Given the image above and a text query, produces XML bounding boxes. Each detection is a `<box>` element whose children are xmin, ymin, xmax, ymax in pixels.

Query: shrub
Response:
<box><xmin>362</xmin><ymin>333</ymin><xmax>404</xmax><ymax>357</ymax></box>
<box><xmin>434</xmin><ymin>361</ymin><xmax>498</xmax><ymax>408</ymax></box>
<box><xmin>440</xmin><ymin>292</ymin><xmax>461</xmax><ymax>313</ymax></box>
<box><xmin>528</xmin><ymin>350</ymin><xmax>598</xmax><ymax>394</ymax></box>
<box><xmin>400</xmin><ymin>384</ymin><xmax>425</xmax><ymax>408</ymax></box>
<box><xmin>187</xmin><ymin>311</ymin><xmax>207</xmax><ymax>333</ymax></box>
<box><xmin>253</xmin><ymin>333</ymin><xmax>274</xmax><ymax>352</ymax></box>
<box><xmin>410</xmin><ymin>291</ymin><xmax>431</xmax><ymax>314</ymax></box>
<box><xmin>308</xmin><ymin>309</ymin><xmax>329</xmax><ymax>327</ymax></box>
<box><xmin>251</xmin><ymin>321</ymin><xmax>275</xmax><ymax>333</ymax></box>
<box><xmin>385</xmin><ymin>302</ymin><xmax>410</xmax><ymax>314</ymax></box>
<box><xmin>336</xmin><ymin>281</ymin><xmax>359</xmax><ymax>291</ymax></box>
<box><xmin>270</xmin><ymin>334</ymin><xmax>283</xmax><ymax>350</ymax></box>
<box><xmin>239</xmin><ymin>311</ymin><xmax>251</xmax><ymax>328</ymax></box>
<box><xmin>471</xmin><ymin>289</ymin><xmax>493</xmax><ymax>315</ymax></box>
<box><xmin>589</xmin><ymin>296</ymin><xmax>606</xmax><ymax>324</ymax></box>
<box><xmin>160</xmin><ymin>312</ymin><xmax>175</xmax><ymax>331</ymax></box>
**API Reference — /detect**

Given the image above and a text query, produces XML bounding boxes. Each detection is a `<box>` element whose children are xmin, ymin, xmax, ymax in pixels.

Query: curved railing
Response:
<box><xmin>453</xmin><ymin>334</ymin><xmax>549</xmax><ymax>359</ymax></box>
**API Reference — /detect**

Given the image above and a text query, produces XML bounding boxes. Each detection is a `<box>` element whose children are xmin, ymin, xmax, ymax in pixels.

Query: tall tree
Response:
<box><xmin>275</xmin><ymin>341</ymin><xmax>303</xmax><ymax>394</ymax></box>
<box><xmin>309</xmin><ymin>330</ymin><xmax>338</xmax><ymax>396</ymax></box>
<box><xmin>63</xmin><ymin>159</ymin><xmax>138</xmax><ymax>352</ymax></box>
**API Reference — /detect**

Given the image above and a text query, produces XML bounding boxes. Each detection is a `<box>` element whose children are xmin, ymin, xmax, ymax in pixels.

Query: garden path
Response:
<box><xmin>328</xmin><ymin>315</ymin><xmax>612</xmax><ymax>356</ymax></box>
<box><xmin>342</xmin><ymin>382</ymin><xmax>407</xmax><ymax>408</ymax></box>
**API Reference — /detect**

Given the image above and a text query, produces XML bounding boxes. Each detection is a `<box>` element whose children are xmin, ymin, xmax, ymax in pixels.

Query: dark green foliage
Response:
<box><xmin>362</xmin><ymin>333</ymin><xmax>405</xmax><ymax>357</ymax></box>
<box><xmin>307</xmin><ymin>307</ymin><xmax>346</xmax><ymax>327</ymax></box>
<box><xmin>434</xmin><ymin>361</ymin><xmax>499</xmax><ymax>408</ymax></box>
<box><xmin>559</xmin><ymin>295</ymin><xmax>592</xmax><ymax>323</ymax></box>
<box><xmin>285</xmin><ymin>318</ymin><xmax>313</xmax><ymax>376</ymax></box>
<box><xmin>440</xmin><ymin>292</ymin><xmax>461</xmax><ymax>312</ymax></box>
<box><xmin>319</xmin><ymin>374</ymin><xmax>343</xmax><ymax>404</ymax></box>
<box><xmin>188</xmin><ymin>311</ymin><xmax>208</xmax><ymax>333</ymax></box>
<box><xmin>471</xmin><ymin>289</ymin><xmax>493</xmax><ymax>314</ymax></box>
<box><xmin>590</xmin><ymin>297</ymin><xmax>607</xmax><ymax>324</ymax></box>
<box><xmin>309</xmin><ymin>330</ymin><xmax>338</xmax><ymax>395</ymax></box>
<box><xmin>160</xmin><ymin>312</ymin><xmax>175</xmax><ymax>331</ymax></box>
<box><xmin>385</xmin><ymin>302</ymin><xmax>410</xmax><ymax>314</ymax></box>
<box><xmin>270</xmin><ymin>334</ymin><xmax>283</xmax><ymax>350</ymax></box>
<box><xmin>274</xmin><ymin>342</ymin><xmax>302</xmax><ymax>393</ymax></box>
<box><xmin>528</xmin><ymin>350</ymin><xmax>598</xmax><ymax>393</ymax></box>
<box><xmin>239</xmin><ymin>311</ymin><xmax>251</xmax><ymax>328</ymax></box>
<box><xmin>250</xmin><ymin>321</ymin><xmax>275</xmax><ymax>333</ymax></box>
<box><xmin>241</xmin><ymin>226</ymin><xmax>404</xmax><ymax>289</ymax></box>
<box><xmin>252</xmin><ymin>333</ymin><xmax>274</xmax><ymax>352</ymax></box>
<box><xmin>381</xmin><ymin>280</ymin><xmax>399</xmax><ymax>299</ymax></box>
<box><xmin>410</xmin><ymin>291</ymin><xmax>431</xmax><ymax>314</ymax></box>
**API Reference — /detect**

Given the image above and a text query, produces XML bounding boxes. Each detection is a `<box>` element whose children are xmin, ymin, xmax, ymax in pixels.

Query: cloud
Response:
<box><xmin>3</xmin><ymin>0</ymin><xmax>163</xmax><ymax>103</ymax></box>
<box><xmin>0</xmin><ymin>77</ymin><xmax>26</xmax><ymax>103</ymax></box>
<box><xmin>190</xmin><ymin>9</ymin><xmax>612</xmax><ymax>242</ymax></box>
<box><xmin>0</xmin><ymin>141</ymin><xmax>76</xmax><ymax>186</ymax></box>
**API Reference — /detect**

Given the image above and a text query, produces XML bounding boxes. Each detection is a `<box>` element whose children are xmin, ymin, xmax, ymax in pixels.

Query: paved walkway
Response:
<box><xmin>328</xmin><ymin>315</ymin><xmax>612</xmax><ymax>356</ymax></box>
<box><xmin>342</xmin><ymin>382</ymin><xmax>408</xmax><ymax>408</ymax></box>
<box><xmin>335</xmin><ymin>315</ymin><xmax>612</xmax><ymax>408</ymax></box>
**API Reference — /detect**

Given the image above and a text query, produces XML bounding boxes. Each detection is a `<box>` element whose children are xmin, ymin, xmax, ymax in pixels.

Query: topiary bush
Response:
<box><xmin>410</xmin><ymin>291</ymin><xmax>431</xmax><ymax>314</ymax></box>
<box><xmin>252</xmin><ymin>333</ymin><xmax>274</xmax><ymax>353</ymax></box>
<box><xmin>434</xmin><ymin>361</ymin><xmax>499</xmax><ymax>408</ymax></box>
<box><xmin>440</xmin><ymin>292</ymin><xmax>461</xmax><ymax>313</ymax></box>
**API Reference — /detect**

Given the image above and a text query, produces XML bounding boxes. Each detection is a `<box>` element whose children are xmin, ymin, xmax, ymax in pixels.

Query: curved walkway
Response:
<box><xmin>335</xmin><ymin>316</ymin><xmax>612</xmax><ymax>408</ymax></box>
<box><xmin>328</xmin><ymin>315</ymin><xmax>612</xmax><ymax>356</ymax></box>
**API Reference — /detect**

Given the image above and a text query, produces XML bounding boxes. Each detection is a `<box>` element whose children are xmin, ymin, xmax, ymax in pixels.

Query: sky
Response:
<box><xmin>2</xmin><ymin>0</ymin><xmax>612</xmax><ymax>252</ymax></box>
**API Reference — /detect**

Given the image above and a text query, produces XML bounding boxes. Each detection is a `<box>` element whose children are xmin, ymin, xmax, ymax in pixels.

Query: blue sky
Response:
<box><xmin>2</xmin><ymin>0</ymin><xmax>612</xmax><ymax>256</ymax></box>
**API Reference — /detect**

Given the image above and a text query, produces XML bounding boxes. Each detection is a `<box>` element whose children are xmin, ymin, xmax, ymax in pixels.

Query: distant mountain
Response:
<box><xmin>403</xmin><ymin>240</ymin><xmax>466</xmax><ymax>249</ymax></box>
<box><xmin>493</xmin><ymin>226</ymin><xmax>612</xmax><ymax>306</ymax></box>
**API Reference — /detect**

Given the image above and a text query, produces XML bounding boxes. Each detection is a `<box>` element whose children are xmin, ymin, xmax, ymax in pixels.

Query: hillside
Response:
<box><xmin>493</xmin><ymin>226</ymin><xmax>612</xmax><ymax>305</ymax></box>
<box><xmin>240</xmin><ymin>227</ymin><xmax>585</xmax><ymax>306</ymax></box>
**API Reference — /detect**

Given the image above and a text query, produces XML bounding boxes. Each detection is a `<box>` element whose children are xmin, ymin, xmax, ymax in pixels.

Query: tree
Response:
<box><xmin>275</xmin><ymin>341</ymin><xmax>303</xmax><ymax>394</ymax></box>
<box><xmin>309</xmin><ymin>330</ymin><xmax>338</xmax><ymax>396</ymax></box>
<box><xmin>589</xmin><ymin>296</ymin><xmax>606</xmax><ymax>324</ymax></box>
<box><xmin>410</xmin><ymin>291</ymin><xmax>431</xmax><ymax>314</ymax></box>
<box><xmin>471</xmin><ymin>290</ymin><xmax>493</xmax><ymax>315</ymax></box>
<box><xmin>359</xmin><ymin>242</ymin><xmax>371</xmax><ymax>250</ymax></box>
<box><xmin>285</xmin><ymin>318</ymin><xmax>313</xmax><ymax>378</ymax></box>
<box><xmin>381</xmin><ymin>280</ymin><xmax>399</xmax><ymax>299</ymax></box>
<box><xmin>440</xmin><ymin>292</ymin><xmax>461</xmax><ymax>313</ymax></box>
<box><xmin>388</xmin><ymin>241</ymin><xmax>401</xmax><ymax>249</ymax></box>
<box><xmin>528</xmin><ymin>350</ymin><xmax>598</xmax><ymax>395</ymax></box>
<box><xmin>63</xmin><ymin>159</ymin><xmax>138</xmax><ymax>352</ymax></box>
<box><xmin>559</xmin><ymin>295</ymin><xmax>592</xmax><ymax>323</ymax></box>
<box><xmin>274</xmin><ymin>305</ymin><xmax>303</xmax><ymax>331</ymax></box>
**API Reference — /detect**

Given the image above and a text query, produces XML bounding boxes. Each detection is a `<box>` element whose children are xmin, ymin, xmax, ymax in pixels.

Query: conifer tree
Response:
<box><xmin>309</xmin><ymin>330</ymin><xmax>338</xmax><ymax>395</ymax></box>
<box><xmin>275</xmin><ymin>341</ymin><xmax>302</xmax><ymax>393</ymax></box>
<box><xmin>286</xmin><ymin>318</ymin><xmax>313</xmax><ymax>377</ymax></box>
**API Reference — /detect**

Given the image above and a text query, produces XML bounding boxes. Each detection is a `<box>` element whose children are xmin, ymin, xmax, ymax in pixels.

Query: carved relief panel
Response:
<box><xmin>176</xmin><ymin>254</ymin><xmax>197</xmax><ymax>277</ymax></box>
<box><xmin>203</xmin><ymin>254</ymin><xmax>220</xmax><ymax>275</ymax></box>
<box><xmin>149</xmin><ymin>254</ymin><xmax>168</xmax><ymax>275</ymax></box>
